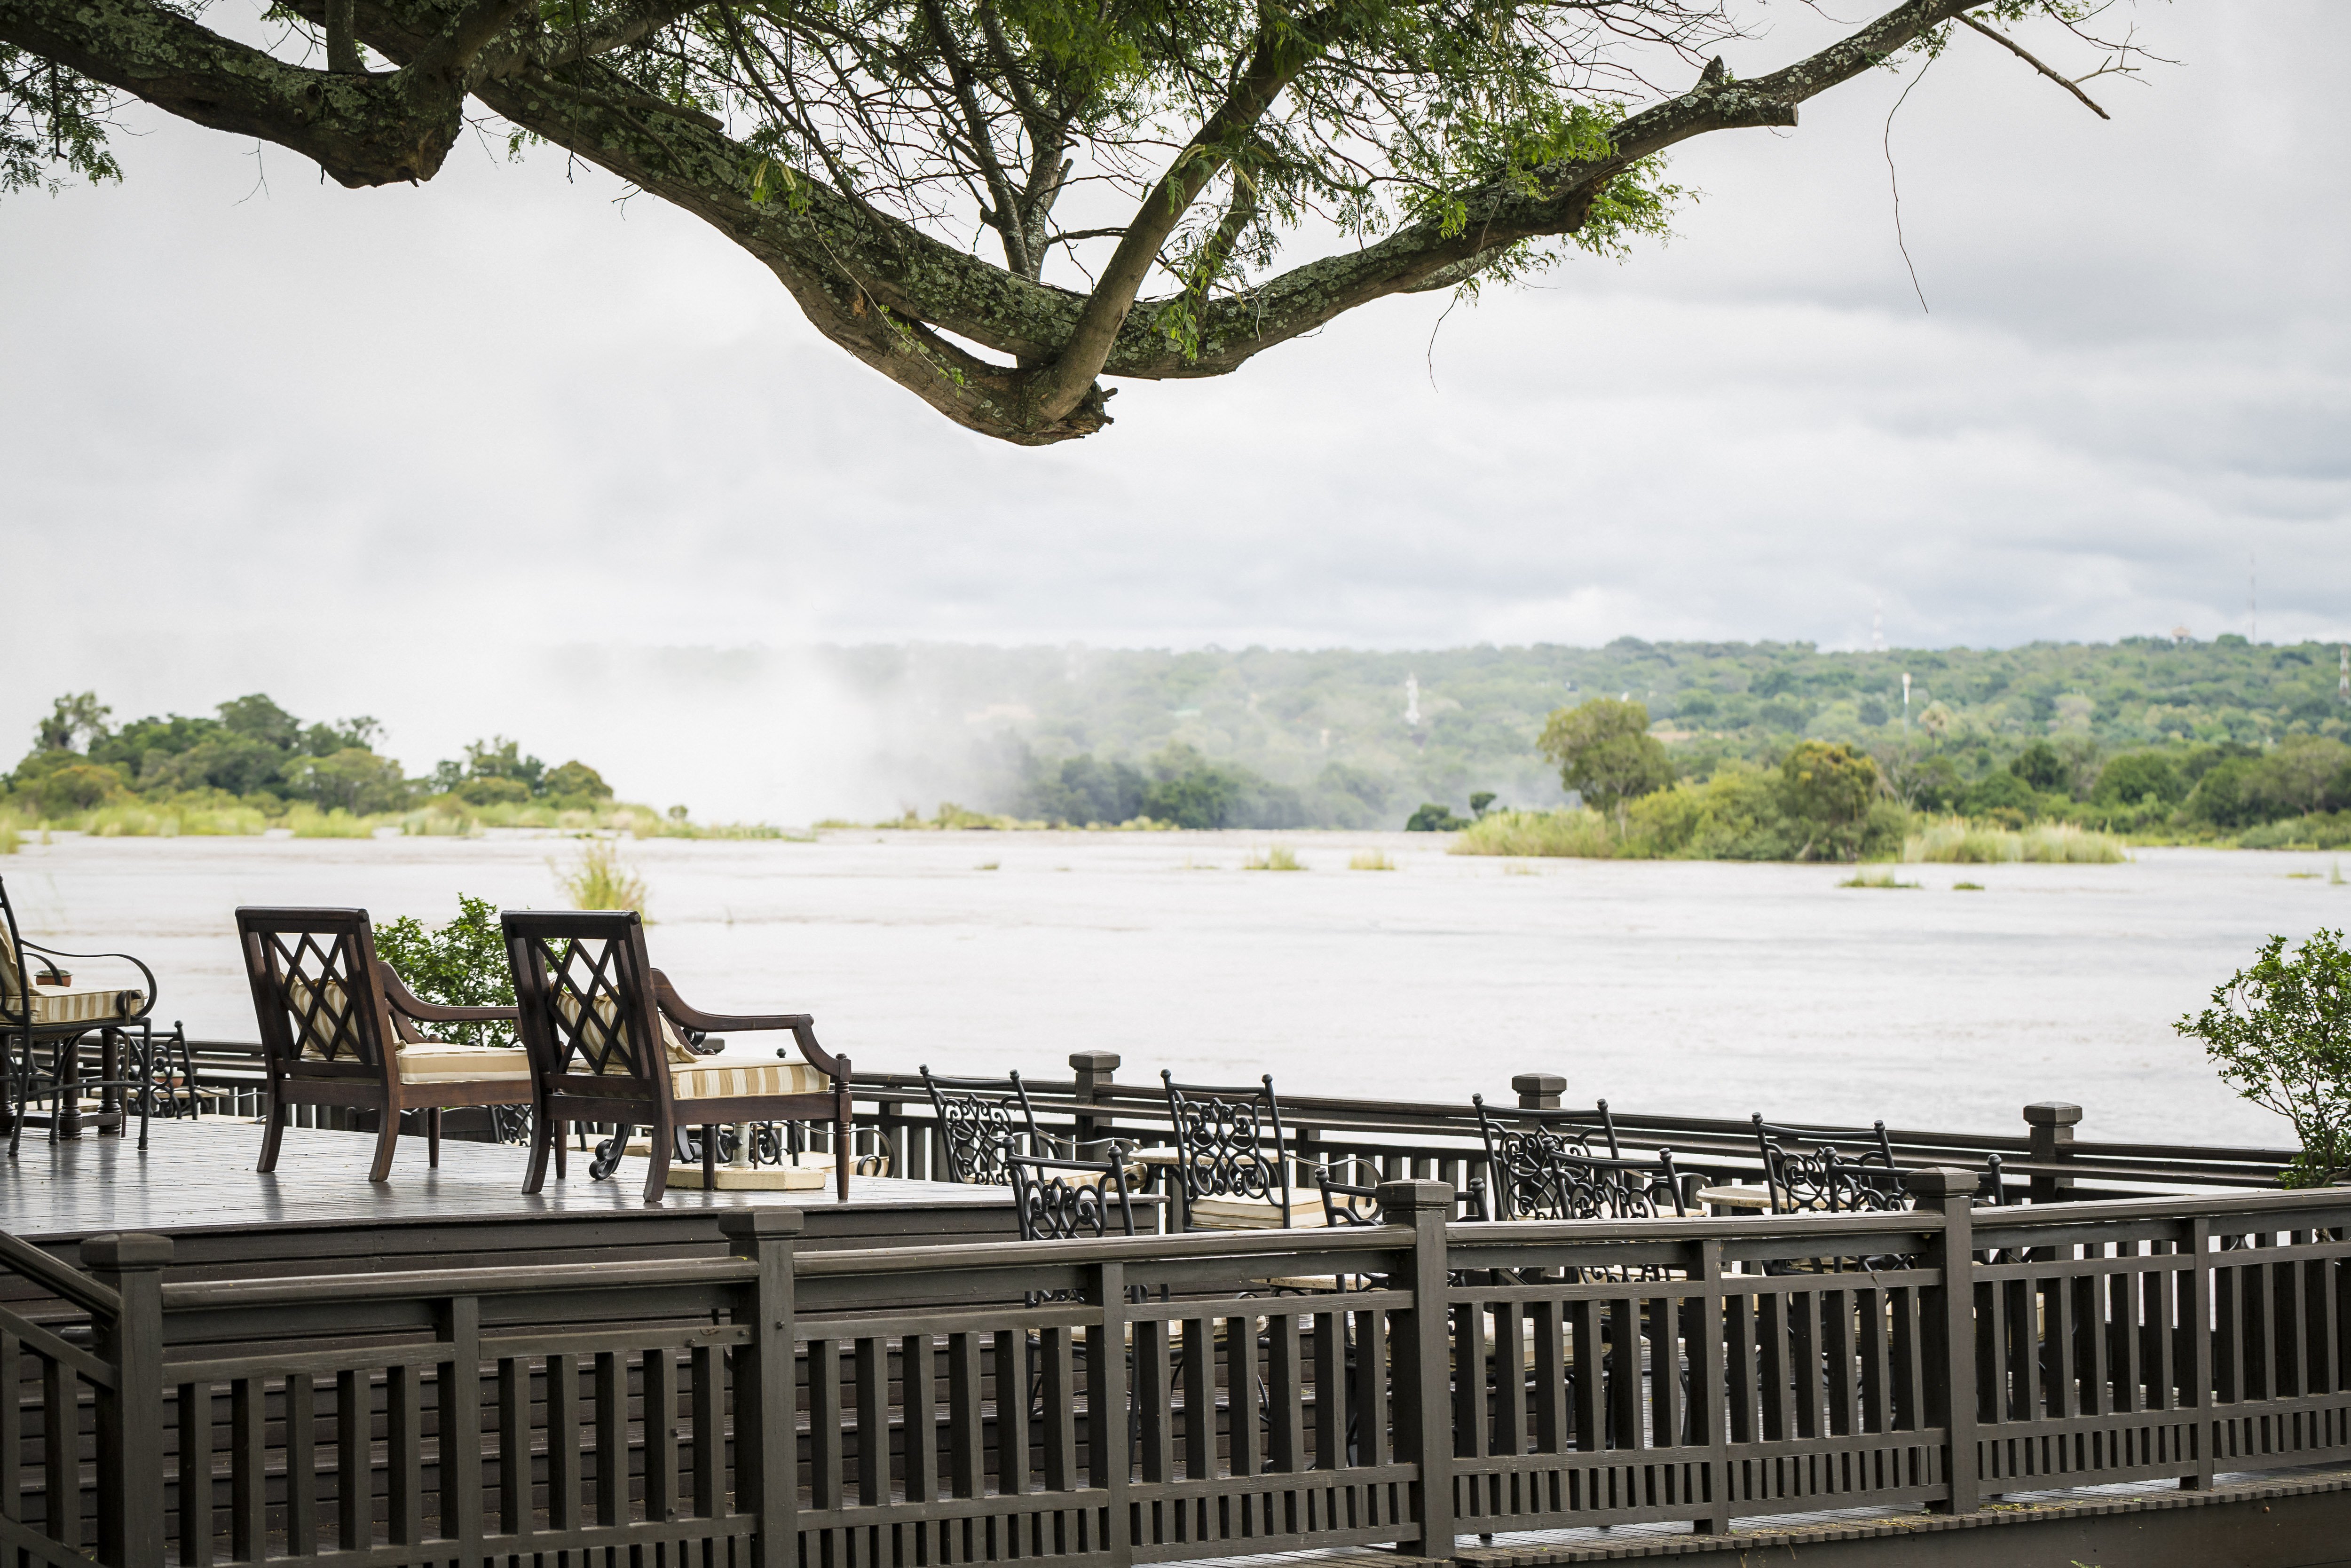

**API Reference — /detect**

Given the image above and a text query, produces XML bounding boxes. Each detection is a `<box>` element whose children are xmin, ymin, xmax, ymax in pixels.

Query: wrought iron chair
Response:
<box><xmin>503</xmin><ymin>909</ymin><xmax>855</xmax><ymax>1204</ymax></box>
<box><xmin>1750</xmin><ymin>1115</ymin><xmax>1905</xmax><ymax>1213</ymax></box>
<box><xmin>921</xmin><ymin>1067</ymin><xmax>1051</xmax><ymax>1183</ymax></box>
<box><xmin>1471</xmin><ymin>1095</ymin><xmax>1679</xmax><ymax>1222</ymax></box>
<box><xmin>2</xmin><ymin>876</ymin><xmax>162</xmax><ymax>1155</ymax></box>
<box><xmin>237</xmin><ymin>906</ymin><xmax>534</xmax><ymax>1182</ymax></box>
<box><xmin>1160</xmin><ymin>1070</ymin><xmax>1293</xmax><ymax>1230</ymax></box>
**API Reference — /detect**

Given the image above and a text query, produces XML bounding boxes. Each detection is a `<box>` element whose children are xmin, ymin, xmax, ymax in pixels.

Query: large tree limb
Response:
<box><xmin>1017</xmin><ymin>6</ymin><xmax>1352</xmax><ymax>429</ymax></box>
<box><xmin>0</xmin><ymin>0</ymin><xmax>531</xmax><ymax>185</ymax></box>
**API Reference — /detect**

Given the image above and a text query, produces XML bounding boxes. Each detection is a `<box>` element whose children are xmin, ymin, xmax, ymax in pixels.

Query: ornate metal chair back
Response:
<box><xmin>1471</xmin><ymin>1094</ymin><xmax>1628</xmax><ymax>1219</ymax></box>
<box><xmin>236</xmin><ymin>908</ymin><xmax>394</xmax><ymax>1079</ymax></box>
<box><xmin>1004</xmin><ymin>1148</ymin><xmax>1139</xmax><ymax>1243</ymax></box>
<box><xmin>920</xmin><ymin>1067</ymin><xmax>1046</xmax><ymax>1184</ymax></box>
<box><xmin>1160</xmin><ymin>1071</ymin><xmax>1290</xmax><ymax>1226</ymax></box>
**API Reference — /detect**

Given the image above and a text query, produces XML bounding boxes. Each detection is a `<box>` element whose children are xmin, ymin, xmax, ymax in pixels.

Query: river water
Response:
<box><xmin>6</xmin><ymin>831</ymin><xmax>2343</xmax><ymax>1149</ymax></box>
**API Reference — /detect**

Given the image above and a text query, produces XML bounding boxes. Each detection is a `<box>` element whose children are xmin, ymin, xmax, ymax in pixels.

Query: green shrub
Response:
<box><xmin>2176</xmin><ymin>929</ymin><xmax>2351</xmax><ymax>1187</ymax></box>
<box><xmin>373</xmin><ymin>894</ymin><xmax>518</xmax><ymax>1051</ymax></box>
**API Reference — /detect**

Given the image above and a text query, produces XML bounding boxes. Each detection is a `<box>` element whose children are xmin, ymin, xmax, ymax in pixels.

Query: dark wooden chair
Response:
<box><xmin>502</xmin><ymin>909</ymin><xmax>854</xmax><ymax>1205</ymax></box>
<box><xmin>1470</xmin><ymin>1094</ymin><xmax>1675</xmax><ymax>1221</ymax></box>
<box><xmin>1</xmin><ymin>875</ymin><xmax>159</xmax><ymax>1155</ymax></box>
<box><xmin>1160</xmin><ymin>1070</ymin><xmax>1294</xmax><ymax>1230</ymax></box>
<box><xmin>236</xmin><ymin>906</ymin><xmax>535</xmax><ymax>1182</ymax></box>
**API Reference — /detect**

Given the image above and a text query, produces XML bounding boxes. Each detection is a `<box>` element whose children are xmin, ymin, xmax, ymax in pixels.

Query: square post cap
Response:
<box><xmin>1512</xmin><ymin>1073</ymin><xmax>1567</xmax><ymax>1095</ymax></box>
<box><xmin>1374</xmin><ymin>1179</ymin><xmax>1457</xmax><ymax>1215</ymax></box>
<box><xmin>719</xmin><ymin>1209</ymin><xmax>806</xmax><ymax>1240</ymax></box>
<box><xmin>1901</xmin><ymin>1167</ymin><xmax>1981</xmax><ymax>1200</ymax></box>
<box><xmin>81</xmin><ymin>1233</ymin><xmax>174</xmax><ymax>1270</ymax></box>
<box><xmin>1069</xmin><ymin>1051</ymin><xmax>1121</xmax><ymax>1072</ymax></box>
<box><xmin>2023</xmin><ymin>1102</ymin><xmax>2083</xmax><ymax>1126</ymax></box>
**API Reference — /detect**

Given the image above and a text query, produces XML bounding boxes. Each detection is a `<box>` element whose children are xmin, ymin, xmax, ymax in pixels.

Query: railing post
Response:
<box><xmin>83</xmin><ymin>1232</ymin><xmax>172</xmax><ymax>1568</ymax></box>
<box><xmin>1512</xmin><ymin>1073</ymin><xmax>1565</xmax><ymax>1111</ymax></box>
<box><xmin>1071</xmin><ymin>1050</ymin><xmax>1119</xmax><ymax>1149</ymax></box>
<box><xmin>2023</xmin><ymin>1103</ymin><xmax>2081</xmax><ymax>1205</ymax></box>
<box><xmin>1907</xmin><ymin>1168</ymin><xmax>1979</xmax><ymax>1516</ymax></box>
<box><xmin>722</xmin><ymin>1209</ymin><xmax>802</xmax><ymax>1568</ymax></box>
<box><xmin>1379</xmin><ymin>1179</ymin><xmax>1456</xmax><ymax>1560</ymax></box>
<box><xmin>1088</xmin><ymin>1258</ymin><xmax>1132</xmax><ymax>1568</ymax></box>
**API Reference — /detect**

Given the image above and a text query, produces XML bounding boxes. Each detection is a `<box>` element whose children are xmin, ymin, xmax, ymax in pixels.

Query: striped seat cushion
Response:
<box><xmin>27</xmin><ymin>985</ymin><xmax>147</xmax><ymax>1026</ymax></box>
<box><xmin>670</xmin><ymin>1056</ymin><xmax>830</xmax><ymax>1101</ymax></box>
<box><xmin>396</xmin><ymin>1042</ymin><xmax>533</xmax><ymax>1085</ymax></box>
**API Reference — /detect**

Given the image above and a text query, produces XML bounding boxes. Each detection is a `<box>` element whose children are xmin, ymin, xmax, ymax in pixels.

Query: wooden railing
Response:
<box><xmin>165</xmin><ymin>1041</ymin><xmax>2297</xmax><ymax>1197</ymax></box>
<box><xmin>6</xmin><ymin>1175</ymin><xmax>2350</xmax><ymax>1567</ymax></box>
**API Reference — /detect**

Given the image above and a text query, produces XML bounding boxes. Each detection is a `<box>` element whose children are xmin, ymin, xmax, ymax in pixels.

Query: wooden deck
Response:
<box><xmin>0</xmin><ymin>1116</ymin><xmax>1020</xmax><ymax>1287</ymax></box>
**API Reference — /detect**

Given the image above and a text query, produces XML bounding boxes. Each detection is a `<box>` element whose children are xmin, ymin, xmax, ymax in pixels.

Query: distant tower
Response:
<box><xmin>1902</xmin><ymin>671</ymin><xmax>1912</xmax><ymax>734</ymax></box>
<box><xmin>1872</xmin><ymin>595</ymin><xmax>1886</xmax><ymax>653</ymax></box>
<box><xmin>1404</xmin><ymin>674</ymin><xmax>1420</xmax><ymax>727</ymax></box>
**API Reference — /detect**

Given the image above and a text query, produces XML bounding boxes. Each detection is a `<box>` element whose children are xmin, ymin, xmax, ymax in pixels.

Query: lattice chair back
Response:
<box><xmin>1160</xmin><ymin>1070</ymin><xmax>1291</xmax><ymax>1227</ymax></box>
<box><xmin>920</xmin><ymin>1066</ymin><xmax>1045</xmax><ymax>1184</ymax></box>
<box><xmin>503</xmin><ymin>910</ymin><xmax>671</xmax><ymax>1102</ymax></box>
<box><xmin>1470</xmin><ymin>1094</ymin><xmax>1629</xmax><ymax>1219</ymax></box>
<box><xmin>236</xmin><ymin>908</ymin><xmax>394</xmax><ymax>1075</ymax></box>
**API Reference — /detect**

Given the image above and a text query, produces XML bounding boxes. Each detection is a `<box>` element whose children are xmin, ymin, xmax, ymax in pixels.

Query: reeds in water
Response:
<box><xmin>558</xmin><ymin>840</ymin><xmax>650</xmax><ymax>914</ymax></box>
<box><xmin>1449</xmin><ymin>808</ymin><xmax>1615</xmax><ymax>858</ymax></box>
<box><xmin>1839</xmin><ymin>868</ymin><xmax>1921</xmax><ymax>889</ymax></box>
<box><xmin>1349</xmin><ymin>850</ymin><xmax>1396</xmax><ymax>871</ymax></box>
<box><xmin>1243</xmin><ymin>845</ymin><xmax>1306</xmax><ymax>871</ymax></box>
<box><xmin>0</xmin><ymin>814</ymin><xmax>18</xmax><ymax>856</ymax></box>
<box><xmin>1903</xmin><ymin>819</ymin><xmax>2127</xmax><ymax>865</ymax></box>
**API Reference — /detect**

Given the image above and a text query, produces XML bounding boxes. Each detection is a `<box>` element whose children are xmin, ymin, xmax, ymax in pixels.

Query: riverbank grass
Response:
<box><xmin>558</xmin><ymin>840</ymin><xmax>650</xmax><ymax>914</ymax></box>
<box><xmin>1244</xmin><ymin>845</ymin><xmax>1305</xmax><ymax>871</ymax></box>
<box><xmin>1349</xmin><ymin>850</ymin><xmax>1396</xmax><ymax>871</ymax></box>
<box><xmin>1903</xmin><ymin>819</ymin><xmax>2127</xmax><ymax>865</ymax></box>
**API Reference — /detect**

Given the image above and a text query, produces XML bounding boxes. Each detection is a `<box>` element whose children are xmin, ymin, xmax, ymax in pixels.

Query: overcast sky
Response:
<box><xmin>3</xmin><ymin>0</ymin><xmax>2346</xmax><ymax>816</ymax></box>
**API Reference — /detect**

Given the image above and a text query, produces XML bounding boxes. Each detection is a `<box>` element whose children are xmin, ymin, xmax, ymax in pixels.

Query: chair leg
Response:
<box><xmin>428</xmin><ymin>1107</ymin><xmax>442</xmax><ymax>1168</ymax></box>
<box><xmin>6</xmin><ymin>1034</ymin><xmax>24</xmax><ymax>1160</ymax></box>
<box><xmin>642</xmin><ymin>1123</ymin><xmax>671</xmax><ymax>1205</ymax></box>
<box><xmin>256</xmin><ymin>1092</ymin><xmax>289</xmax><ymax>1172</ymax></box>
<box><xmin>702</xmin><ymin>1123</ymin><xmax>717</xmax><ymax>1186</ymax></box>
<box><xmin>553</xmin><ymin>1117</ymin><xmax>568</xmax><ymax>1180</ymax></box>
<box><xmin>522</xmin><ymin>1100</ymin><xmax>554</xmax><ymax>1194</ymax></box>
<box><xmin>836</xmin><ymin>1107</ymin><xmax>853</xmax><ymax>1201</ymax></box>
<box><xmin>367</xmin><ymin>1109</ymin><xmax>401</xmax><ymax>1182</ymax></box>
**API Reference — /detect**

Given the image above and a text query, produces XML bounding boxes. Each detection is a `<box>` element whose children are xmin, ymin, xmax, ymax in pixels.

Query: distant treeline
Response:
<box><xmin>3</xmin><ymin>690</ymin><xmax>615</xmax><ymax>823</ymax></box>
<box><xmin>859</xmin><ymin>635</ymin><xmax>2350</xmax><ymax>835</ymax></box>
<box><xmin>1010</xmin><ymin>743</ymin><xmax>1392</xmax><ymax>830</ymax></box>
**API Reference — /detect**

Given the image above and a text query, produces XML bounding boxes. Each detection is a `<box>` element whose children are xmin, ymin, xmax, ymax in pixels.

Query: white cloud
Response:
<box><xmin>2</xmin><ymin>0</ymin><xmax>2346</xmax><ymax>802</ymax></box>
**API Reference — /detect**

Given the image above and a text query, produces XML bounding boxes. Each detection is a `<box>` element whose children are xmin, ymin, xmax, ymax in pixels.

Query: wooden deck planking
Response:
<box><xmin>0</xmin><ymin>1118</ymin><xmax>1019</xmax><ymax>1287</ymax></box>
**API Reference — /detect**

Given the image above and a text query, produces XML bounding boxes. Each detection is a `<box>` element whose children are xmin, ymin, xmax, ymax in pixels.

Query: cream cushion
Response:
<box><xmin>25</xmin><ymin>984</ymin><xmax>147</xmax><ymax>1027</ymax></box>
<box><xmin>284</xmin><ymin>975</ymin><xmax>360</xmax><ymax>1059</ymax></box>
<box><xmin>1185</xmin><ymin>1192</ymin><xmax>1325</xmax><ymax>1230</ymax></box>
<box><xmin>396</xmin><ymin>1040</ymin><xmax>533</xmax><ymax>1085</ymax></box>
<box><xmin>670</xmin><ymin>1055</ymin><xmax>829</xmax><ymax>1101</ymax></box>
<box><xmin>552</xmin><ymin>991</ymin><xmax>701</xmax><ymax>1073</ymax></box>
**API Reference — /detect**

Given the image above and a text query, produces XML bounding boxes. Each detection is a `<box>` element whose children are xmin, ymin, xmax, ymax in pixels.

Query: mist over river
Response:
<box><xmin>7</xmin><ymin>833</ymin><xmax>2343</xmax><ymax>1149</ymax></box>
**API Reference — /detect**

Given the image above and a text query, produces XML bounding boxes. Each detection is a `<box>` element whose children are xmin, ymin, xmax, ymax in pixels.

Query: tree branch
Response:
<box><xmin>0</xmin><ymin>0</ymin><xmax>481</xmax><ymax>185</ymax></box>
<box><xmin>1956</xmin><ymin>12</ymin><xmax>2109</xmax><ymax>120</ymax></box>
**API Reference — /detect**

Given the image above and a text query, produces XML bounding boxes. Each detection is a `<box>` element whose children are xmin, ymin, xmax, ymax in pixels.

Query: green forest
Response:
<box><xmin>0</xmin><ymin>691</ymin><xmax>725</xmax><ymax>839</ymax></box>
<box><xmin>831</xmin><ymin>636</ymin><xmax>2351</xmax><ymax>842</ymax></box>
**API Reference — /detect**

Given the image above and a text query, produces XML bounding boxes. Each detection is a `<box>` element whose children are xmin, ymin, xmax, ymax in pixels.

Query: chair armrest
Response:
<box><xmin>21</xmin><ymin>941</ymin><xmax>157</xmax><ymax>1017</ymax></box>
<box><xmin>375</xmin><ymin>961</ymin><xmax>518</xmax><ymax>1026</ymax></box>
<box><xmin>650</xmin><ymin>971</ymin><xmax>809</xmax><ymax>1032</ymax></box>
<box><xmin>649</xmin><ymin>971</ymin><xmax>849</xmax><ymax>1076</ymax></box>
